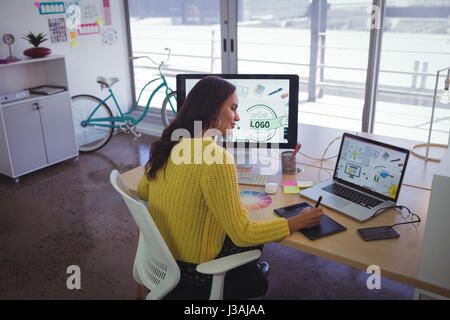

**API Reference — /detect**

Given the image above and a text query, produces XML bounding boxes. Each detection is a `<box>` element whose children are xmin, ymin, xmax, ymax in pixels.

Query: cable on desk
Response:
<box><xmin>297</xmin><ymin>135</ymin><xmax>342</xmax><ymax>182</ymax></box>
<box><xmin>267</xmin><ymin>135</ymin><xmax>342</xmax><ymax>181</ymax></box>
<box><xmin>371</xmin><ymin>205</ymin><xmax>421</xmax><ymax>229</ymax></box>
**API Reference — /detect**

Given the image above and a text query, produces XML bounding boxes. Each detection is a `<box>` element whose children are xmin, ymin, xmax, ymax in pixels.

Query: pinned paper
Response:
<box><xmin>103</xmin><ymin>0</ymin><xmax>112</xmax><ymax>25</ymax></box>
<box><xmin>83</xmin><ymin>4</ymin><xmax>100</xmax><ymax>20</ymax></box>
<box><xmin>66</xmin><ymin>5</ymin><xmax>81</xmax><ymax>29</ymax></box>
<box><xmin>96</xmin><ymin>17</ymin><xmax>103</xmax><ymax>25</ymax></box>
<box><xmin>39</xmin><ymin>2</ymin><xmax>65</xmax><ymax>14</ymax></box>
<box><xmin>48</xmin><ymin>17</ymin><xmax>68</xmax><ymax>43</ymax></box>
<box><xmin>70</xmin><ymin>31</ymin><xmax>77</xmax><ymax>39</ymax></box>
<box><xmin>297</xmin><ymin>181</ymin><xmax>314</xmax><ymax>188</ymax></box>
<box><xmin>78</xmin><ymin>23</ymin><xmax>100</xmax><ymax>35</ymax></box>
<box><xmin>283</xmin><ymin>186</ymin><xmax>300</xmax><ymax>194</ymax></box>
<box><xmin>70</xmin><ymin>39</ymin><xmax>78</xmax><ymax>47</ymax></box>
<box><xmin>101</xmin><ymin>27</ymin><xmax>118</xmax><ymax>45</ymax></box>
<box><xmin>281</xmin><ymin>180</ymin><xmax>297</xmax><ymax>187</ymax></box>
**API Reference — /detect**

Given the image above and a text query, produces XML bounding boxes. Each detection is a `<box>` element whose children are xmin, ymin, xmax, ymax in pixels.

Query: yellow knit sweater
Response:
<box><xmin>137</xmin><ymin>137</ymin><xmax>290</xmax><ymax>264</ymax></box>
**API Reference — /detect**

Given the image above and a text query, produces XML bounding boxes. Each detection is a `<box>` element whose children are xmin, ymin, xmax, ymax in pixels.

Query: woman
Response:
<box><xmin>137</xmin><ymin>76</ymin><xmax>323</xmax><ymax>299</ymax></box>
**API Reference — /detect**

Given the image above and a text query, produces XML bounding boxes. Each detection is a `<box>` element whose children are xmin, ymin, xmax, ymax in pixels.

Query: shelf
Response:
<box><xmin>0</xmin><ymin>55</ymin><xmax>69</xmax><ymax>97</ymax></box>
<box><xmin>0</xmin><ymin>55</ymin><xmax>65</xmax><ymax>69</ymax></box>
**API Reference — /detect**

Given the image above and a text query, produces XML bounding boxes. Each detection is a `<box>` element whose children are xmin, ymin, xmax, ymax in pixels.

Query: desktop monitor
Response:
<box><xmin>176</xmin><ymin>74</ymin><xmax>299</xmax><ymax>150</ymax></box>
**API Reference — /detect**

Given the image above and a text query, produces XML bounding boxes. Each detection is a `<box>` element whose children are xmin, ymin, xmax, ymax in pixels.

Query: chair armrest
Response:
<box><xmin>196</xmin><ymin>249</ymin><xmax>261</xmax><ymax>275</ymax></box>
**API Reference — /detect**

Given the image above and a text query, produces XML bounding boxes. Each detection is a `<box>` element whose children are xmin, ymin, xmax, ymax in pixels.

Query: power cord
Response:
<box><xmin>297</xmin><ymin>135</ymin><xmax>341</xmax><ymax>162</ymax></box>
<box><xmin>297</xmin><ymin>135</ymin><xmax>342</xmax><ymax>182</ymax></box>
<box><xmin>270</xmin><ymin>135</ymin><xmax>342</xmax><ymax>178</ymax></box>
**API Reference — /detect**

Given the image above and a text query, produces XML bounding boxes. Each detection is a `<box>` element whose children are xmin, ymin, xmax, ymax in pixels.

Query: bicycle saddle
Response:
<box><xmin>96</xmin><ymin>76</ymin><xmax>119</xmax><ymax>88</ymax></box>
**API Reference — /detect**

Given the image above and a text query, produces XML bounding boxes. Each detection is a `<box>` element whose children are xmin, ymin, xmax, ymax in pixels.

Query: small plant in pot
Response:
<box><xmin>22</xmin><ymin>32</ymin><xmax>51</xmax><ymax>58</ymax></box>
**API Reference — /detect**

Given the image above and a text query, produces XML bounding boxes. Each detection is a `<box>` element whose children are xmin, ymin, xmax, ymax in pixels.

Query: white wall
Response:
<box><xmin>0</xmin><ymin>0</ymin><xmax>132</xmax><ymax>111</ymax></box>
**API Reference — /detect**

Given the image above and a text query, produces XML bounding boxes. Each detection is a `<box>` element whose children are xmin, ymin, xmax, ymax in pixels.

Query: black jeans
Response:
<box><xmin>163</xmin><ymin>236</ymin><xmax>268</xmax><ymax>300</ymax></box>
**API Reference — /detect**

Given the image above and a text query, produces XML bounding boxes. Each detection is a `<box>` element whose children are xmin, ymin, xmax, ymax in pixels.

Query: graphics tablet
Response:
<box><xmin>274</xmin><ymin>202</ymin><xmax>347</xmax><ymax>240</ymax></box>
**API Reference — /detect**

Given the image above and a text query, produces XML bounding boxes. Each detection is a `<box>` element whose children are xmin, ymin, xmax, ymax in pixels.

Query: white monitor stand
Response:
<box><xmin>233</xmin><ymin>148</ymin><xmax>252</xmax><ymax>169</ymax></box>
<box><xmin>215</xmin><ymin>136</ymin><xmax>254</xmax><ymax>169</ymax></box>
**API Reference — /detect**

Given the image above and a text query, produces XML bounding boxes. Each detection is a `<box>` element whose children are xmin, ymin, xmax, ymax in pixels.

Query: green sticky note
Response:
<box><xmin>283</xmin><ymin>186</ymin><xmax>300</xmax><ymax>194</ymax></box>
<box><xmin>96</xmin><ymin>18</ymin><xmax>103</xmax><ymax>25</ymax></box>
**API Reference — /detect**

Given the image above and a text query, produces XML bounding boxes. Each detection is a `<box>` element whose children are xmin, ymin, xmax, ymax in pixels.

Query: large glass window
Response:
<box><xmin>236</xmin><ymin>0</ymin><xmax>373</xmax><ymax>132</ymax></box>
<box><xmin>128</xmin><ymin>0</ymin><xmax>221</xmax><ymax>110</ymax></box>
<box><xmin>302</xmin><ymin>0</ymin><xmax>373</xmax><ymax>132</ymax></box>
<box><xmin>374</xmin><ymin>1</ymin><xmax>450</xmax><ymax>144</ymax></box>
<box><xmin>126</xmin><ymin>0</ymin><xmax>449</xmax><ymax>143</ymax></box>
<box><xmin>236</xmin><ymin>0</ymin><xmax>311</xmax><ymax>102</ymax></box>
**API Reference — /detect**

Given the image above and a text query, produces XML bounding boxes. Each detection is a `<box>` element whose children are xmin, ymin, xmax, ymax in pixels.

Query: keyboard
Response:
<box><xmin>237</xmin><ymin>172</ymin><xmax>269</xmax><ymax>186</ymax></box>
<box><xmin>322</xmin><ymin>183</ymin><xmax>382</xmax><ymax>208</ymax></box>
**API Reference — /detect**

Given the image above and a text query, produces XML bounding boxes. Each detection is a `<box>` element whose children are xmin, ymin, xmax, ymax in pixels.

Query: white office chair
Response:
<box><xmin>110</xmin><ymin>170</ymin><xmax>261</xmax><ymax>300</ymax></box>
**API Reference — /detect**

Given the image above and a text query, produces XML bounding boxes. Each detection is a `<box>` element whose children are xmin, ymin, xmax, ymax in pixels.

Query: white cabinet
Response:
<box><xmin>2</xmin><ymin>99</ymin><xmax>48</xmax><ymax>175</ymax></box>
<box><xmin>37</xmin><ymin>93</ymin><xmax>78</xmax><ymax>164</ymax></box>
<box><xmin>0</xmin><ymin>55</ymin><xmax>78</xmax><ymax>180</ymax></box>
<box><xmin>417</xmin><ymin>149</ymin><xmax>450</xmax><ymax>298</ymax></box>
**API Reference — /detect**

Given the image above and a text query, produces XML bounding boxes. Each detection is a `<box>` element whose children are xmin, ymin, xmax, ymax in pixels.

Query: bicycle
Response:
<box><xmin>71</xmin><ymin>48</ymin><xmax>177</xmax><ymax>152</ymax></box>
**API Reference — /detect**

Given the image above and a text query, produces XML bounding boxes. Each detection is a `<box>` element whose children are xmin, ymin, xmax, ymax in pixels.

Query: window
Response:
<box><xmin>374</xmin><ymin>1</ymin><xmax>450</xmax><ymax>144</ymax></box>
<box><xmin>125</xmin><ymin>0</ymin><xmax>449</xmax><ymax>145</ymax></box>
<box><xmin>127</xmin><ymin>0</ymin><xmax>221</xmax><ymax>110</ymax></box>
<box><xmin>236</xmin><ymin>0</ymin><xmax>373</xmax><ymax>132</ymax></box>
<box><xmin>302</xmin><ymin>0</ymin><xmax>373</xmax><ymax>132</ymax></box>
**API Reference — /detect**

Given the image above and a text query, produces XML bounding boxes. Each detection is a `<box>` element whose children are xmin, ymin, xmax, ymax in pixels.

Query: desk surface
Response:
<box><xmin>296</xmin><ymin>123</ymin><xmax>444</xmax><ymax>191</ymax></box>
<box><xmin>121</xmin><ymin>164</ymin><xmax>449</xmax><ymax>298</ymax></box>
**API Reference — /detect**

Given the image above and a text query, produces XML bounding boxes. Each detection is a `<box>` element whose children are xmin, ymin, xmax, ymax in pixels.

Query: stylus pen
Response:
<box><xmin>315</xmin><ymin>195</ymin><xmax>323</xmax><ymax>208</ymax></box>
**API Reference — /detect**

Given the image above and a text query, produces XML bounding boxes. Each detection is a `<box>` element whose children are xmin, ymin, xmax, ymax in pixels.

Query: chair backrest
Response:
<box><xmin>109</xmin><ymin>170</ymin><xmax>180</xmax><ymax>300</ymax></box>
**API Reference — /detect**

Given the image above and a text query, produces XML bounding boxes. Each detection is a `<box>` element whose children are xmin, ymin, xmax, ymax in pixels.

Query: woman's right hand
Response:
<box><xmin>287</xmin><ymin>207</ymin><xmax>324</xmax><ymax>233</ymax></box>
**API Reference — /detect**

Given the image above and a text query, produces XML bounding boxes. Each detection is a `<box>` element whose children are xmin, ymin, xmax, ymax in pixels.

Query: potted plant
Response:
<box><xmin>22</xmin><ymin>32</ymin><xmax>51</xmax><ymax>58</ymax></box>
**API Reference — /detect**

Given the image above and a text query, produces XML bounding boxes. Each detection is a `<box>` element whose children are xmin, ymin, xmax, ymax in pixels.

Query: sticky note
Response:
<box><xmin>297</xmin><ymin>181</ymin><xmax>314</xmax><ymax>188</ymax></box>
<box><xmin>70</xmin><ymin>39</ymin><xmax>77</xmax><ymax>47</ymax></box>
<box><xmin>70</xmin><ymin>31</ymin><xmax>76</xmax><ymax>39</ymax></box>
<box><xmin>96</xmin><ymin>18</ymin><xmax>103</xmax><ymax>25</ymax></box>
<box><xmin>281</xmin><ymin>180</ymin><xmax>297</xmax><ymax>187</ymax></box>
<box><xmin>34</xmin><ymin>2</ymin><xmax>41</xmax><ymax>7</ymax></box>
<box><xmin>283</xmin><ymin>186</ymin><xmax>300</xmax><ymax>194</ymax></box>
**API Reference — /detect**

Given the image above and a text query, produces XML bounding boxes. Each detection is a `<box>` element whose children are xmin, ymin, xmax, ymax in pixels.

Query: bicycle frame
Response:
<box><xmin>81</xmin><ymin>67</ymin><xmax>176</xmax><ymax>129</ymax></box>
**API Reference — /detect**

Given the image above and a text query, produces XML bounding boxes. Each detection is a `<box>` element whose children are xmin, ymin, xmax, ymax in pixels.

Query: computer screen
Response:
<box><xmin>334</xmin><ymin>134</ymin><xmax>409</xmax><ymax>201</ymax></box>
<box><xmin>176</xmin><ymin>74</ymin><xmax>299</xmax><ymax>149</ymax></box>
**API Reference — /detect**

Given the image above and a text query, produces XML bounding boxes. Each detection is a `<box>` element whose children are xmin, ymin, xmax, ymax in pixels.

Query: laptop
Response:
<box><xmin>300</xmin><ymin>133</ymin><xmax>410</xmax><ymax>222</ymax></box>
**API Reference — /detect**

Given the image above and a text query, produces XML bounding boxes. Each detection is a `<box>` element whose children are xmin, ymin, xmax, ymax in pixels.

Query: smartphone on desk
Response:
<box><xmin>273</xmin><ymin>202</ymin><xmax>347</xmax><ymax>240</ymax></box>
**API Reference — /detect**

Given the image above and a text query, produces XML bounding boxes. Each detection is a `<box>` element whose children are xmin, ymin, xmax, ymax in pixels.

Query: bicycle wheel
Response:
<box><xmin>161</xmin><ymin>91</ymin><xmax>177</xmax><ymax>128</ymax></box>
<box><xmin>71</xmin><ymin>95</ymin><xmax>114</xmax><ymax>152</ymax></box>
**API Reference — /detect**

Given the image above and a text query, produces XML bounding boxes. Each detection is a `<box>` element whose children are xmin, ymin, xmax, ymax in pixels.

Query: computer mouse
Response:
<box><xmin>265</xmin><ymin>183</ymin><xmax>278</xmax><ymax>194</ymax></box>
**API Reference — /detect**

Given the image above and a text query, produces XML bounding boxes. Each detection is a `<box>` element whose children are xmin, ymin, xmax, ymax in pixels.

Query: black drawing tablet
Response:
<box><xmin>274</xmin><ymin>202</ymin><xmax>347</xmax><ymax>240</ymax></box>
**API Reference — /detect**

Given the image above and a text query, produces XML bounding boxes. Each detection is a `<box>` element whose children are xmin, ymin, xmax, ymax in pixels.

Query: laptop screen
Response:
<box><xmin>334</xmin><ymin>134</ymin><xmax>409</xmax><ymax>201</ymax></box>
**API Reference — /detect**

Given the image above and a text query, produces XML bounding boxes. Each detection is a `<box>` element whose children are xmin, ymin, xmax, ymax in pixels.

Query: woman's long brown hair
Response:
<box><xmin>145</xmin><ymin>76</ymin><xmax>236</xmax><ymax>180</ymax></box>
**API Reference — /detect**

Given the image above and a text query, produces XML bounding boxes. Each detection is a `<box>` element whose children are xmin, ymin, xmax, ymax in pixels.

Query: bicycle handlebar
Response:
<box><xmin>164</xmin><ymin>48</ymin><xmax>171</xmax><ymax>63</ymax></box>
<box><xmin>129</xmin><ymin>48</ymin><xmax>171</xmax><ymax>68</ymax></box>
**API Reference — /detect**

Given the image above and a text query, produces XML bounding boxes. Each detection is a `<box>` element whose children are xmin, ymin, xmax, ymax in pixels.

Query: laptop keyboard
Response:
<box><xmin>237</xmin><ymin>172</ymin><xmax>269</xmax><ymax>186</ymax></box>
<box><xmin>322</xmin><ymin>183</ymin><xmax>383</xmax><ymax>208</ymax></box>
